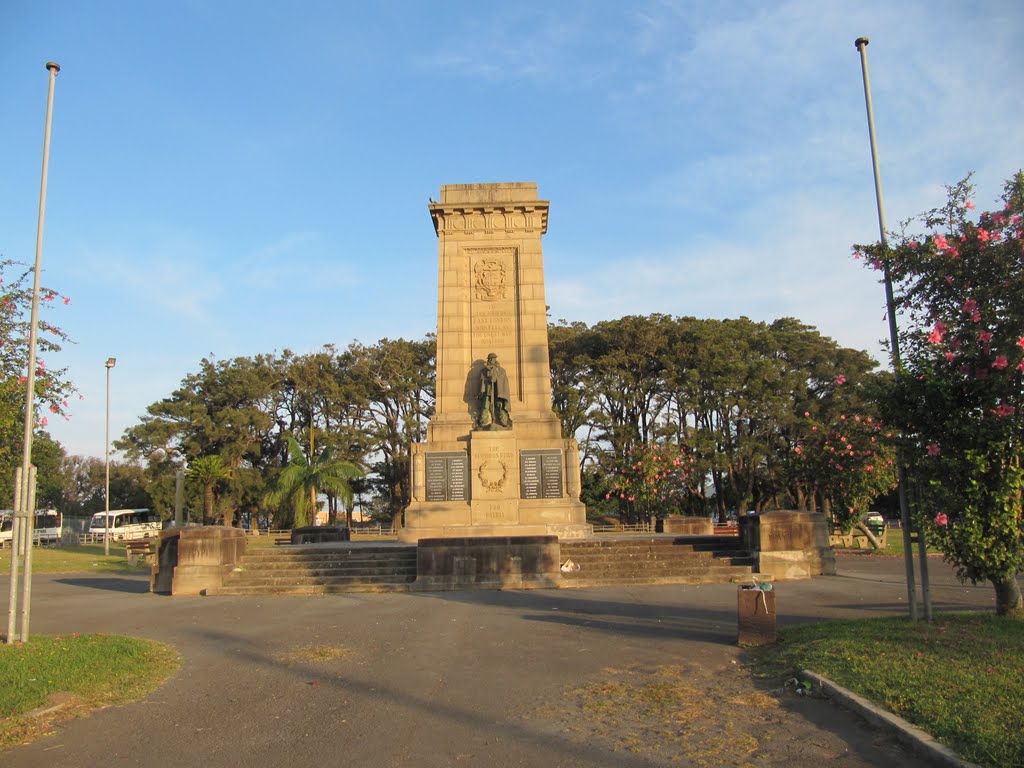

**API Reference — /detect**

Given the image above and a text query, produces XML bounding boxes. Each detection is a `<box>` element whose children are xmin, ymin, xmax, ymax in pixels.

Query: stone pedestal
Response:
<box><xmin>660</xmin><ymin>516</ymin><xmax>714</xmax><ymax>535</ymax></box>
<box><xmin>413</xmin><ymin>535</ymin><xmax>562</xmax><ymax>590</ymax></box>
<box><xmin>401</xmin><ymin>183</ymin><xmax>591</xmax><ymax>543</ymax></box>
<box><xmin>739</xmin><ymin>510</ymin><xmax>836</xmax><ymax>580</ymax></box>
<box><xmin>151</xmin><ymin>526</ymin><xmax>247</xmax><ymax>595</ymax></box>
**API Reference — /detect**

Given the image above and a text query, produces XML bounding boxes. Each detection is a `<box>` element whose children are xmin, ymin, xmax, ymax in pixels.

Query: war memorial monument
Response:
<box><xmin>399</xmin><ymin>182</ymin><xmax>592</xmax><ymax>543</ymax></box>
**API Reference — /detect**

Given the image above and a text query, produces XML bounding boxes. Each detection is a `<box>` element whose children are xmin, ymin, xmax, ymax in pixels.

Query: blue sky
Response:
<box><xmin>2</xmin><ymin>1</ymin><xmax>1022</xmax><ymax>459</ymax></box>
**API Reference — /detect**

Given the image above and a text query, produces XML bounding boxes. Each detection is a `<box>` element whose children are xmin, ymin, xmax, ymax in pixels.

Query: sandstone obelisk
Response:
<box><xmin>400</xmin><ymin>182</ymin><xmax>591</xmax><ymax>542</ymax></box>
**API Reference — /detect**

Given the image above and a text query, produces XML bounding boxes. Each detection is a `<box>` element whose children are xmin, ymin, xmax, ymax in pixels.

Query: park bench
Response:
<box><xmin>274</xmin><ymin>536</ymin><xmax>291</xmax><ymax>546</ymax></box>
<box><xmin>125</xmin><ymin>540</ymin><xmax>156</xmax><ymax>565</ymax></box>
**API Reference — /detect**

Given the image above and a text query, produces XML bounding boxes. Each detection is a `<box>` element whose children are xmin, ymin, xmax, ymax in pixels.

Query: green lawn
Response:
<box><xmin>752</xmin><ymin>612</ymin><xmax>1024</xmax><ymax>768</ymax></box>
<box><xmin>0</xmin><ymin>633</ymin><xmax>180</xmax><ymax>749</ymax></box>
<box><xmin>0</xmin><ymin>543</ymin><xmax>150</xmax><ymax>575</ymax></box>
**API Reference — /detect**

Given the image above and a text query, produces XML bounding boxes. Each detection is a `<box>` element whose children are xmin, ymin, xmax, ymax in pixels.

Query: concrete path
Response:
<box><xmin>0</xmin><ymin>554</ymin><xmax>1002</xmax><ymax>767</ymax></box>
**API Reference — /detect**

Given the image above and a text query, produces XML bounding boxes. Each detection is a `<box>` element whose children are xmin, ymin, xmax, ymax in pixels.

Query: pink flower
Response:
<box><xmin>934</xmin><ymin>513</ymin><xmax>949</xmax><ymax>527</ymax></box>
<box><xmin>979</xmin><ymin>330</ymin><xmax>993</xmax><ymax>343</ymax></box>
<box><xmin>944</xmin><ymin>351</ymin><xmax>955</xmax><ymax>362</ymax></box>
<box><xmin>971</xmin><ymin>310</ymin><xmax>982</xmax><ymax>323</ymax></box>
<box><xmin>38</xmin><ymin>416</ymin><xmax>48</xmax><ymax>427</ymax></box>
<box><xmin>962</xmin><ymin>298</ymin><xmax>977</xmax><ymax>313</ymax></box>
<box><xmin>927</xmin><ymin>443</ymin><xmax>941</xmax><ymax>456</ymax></box>
<box><xmin>1017</xmin><ymin>336</ymin><xmax>1024</xmax><ymax>349</ymax></box>
<box><xmin>1018</xmin><ymin>360</ymin><xmax>1024</xmax><ymax>372</ymax></box>
<box><xmin>966</xmin><ymin>201</ymin><xmax>975</xmax><ymax>210</ymax></box>
<box><xmin>993</xmin><ymin>356</ymin><xmax>1008</xmax><ymax>370</ymax></box>
<box><xmin>934</xmin><ymin>234</ymin><xmax>949</xmax><ymax>250</ymax></box>
<box><xmin>910</xmin><ymin>240</ymin><xmax>919</xmax><ymax>250</ymax></box>
<box><xmin>835</xmin><ymin>375</ymin><xmax>846</xmax><ymax>385</ymax></box>
<box><xmin>977</xmin><ymin>229</ymin><xmax>991</xmax><ymax>243</ymax></box>
<box><xmin>993</xmin><ymin>404</ymin><xmax>1015</xmax><ymax>417</ymax></box>
<box><xmin>794</xmin><ymin>446</ymin><xmax>802</xmax><ymax>455</ymax></box>
<box><xmin>928</xmin><ymin>322</ymin><xmax>946</xmax><ymax>344</ymax></box>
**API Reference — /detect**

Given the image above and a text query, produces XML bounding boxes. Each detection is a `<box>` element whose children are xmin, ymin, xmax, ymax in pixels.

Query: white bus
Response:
<box><xmin>0</xmin><ymin>509</ymin><xmax>63</xmax><ymax>546</ymax></box>
<box><xmin>34</xmin><ymin>509</ymin><xmax>63</xmax><ymax>544</ymax></box>
<box><xmin>88</xmin><ymin>508</ymin><xmax>161</xmax><ymax>541</ymax></box>
<box><xmin>0</xmin><ymin>510</ymin><xmax>12</xmax><ymax>548</ymax></box>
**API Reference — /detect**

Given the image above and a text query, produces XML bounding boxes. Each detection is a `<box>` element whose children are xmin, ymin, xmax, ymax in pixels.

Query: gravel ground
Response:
<box><xmin>0</xmin><ymin>553</ymin><xmax>1000</xmax><ymax>767</ymax></box>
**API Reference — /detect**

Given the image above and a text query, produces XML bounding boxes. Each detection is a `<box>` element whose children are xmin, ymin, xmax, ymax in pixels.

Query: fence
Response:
<box><xmin>592</xmin><ymin>522</ymin><xmax>654</xmax><ymax>534</ymax></box>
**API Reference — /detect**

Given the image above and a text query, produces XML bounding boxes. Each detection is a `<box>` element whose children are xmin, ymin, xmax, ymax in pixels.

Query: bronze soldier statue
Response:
<box><xmin>479</xmin><ymin>353</ymin><xmax>511</xmax><ymax>429</ymax></box>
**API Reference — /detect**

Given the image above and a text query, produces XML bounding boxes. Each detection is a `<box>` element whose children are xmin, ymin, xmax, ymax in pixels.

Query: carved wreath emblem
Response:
<box><xmin>477</xmin><ymin>459</ymin><xmax>508</xmax><ymax>492</ymax></box>
<box><xmin>474</xmin><ymin>259</ymin><xmax>507</xmax><ymax>301</ymax></box>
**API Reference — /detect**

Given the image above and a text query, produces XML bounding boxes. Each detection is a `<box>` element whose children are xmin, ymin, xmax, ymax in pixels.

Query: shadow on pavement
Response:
<box><xmin>182</xmin><ymin>625</ymin><xmax>661</xmax><ymax>768</ymax></box>
<box><xmin>55</xmin><ymin>576</ymin><xmax>150</xmax><ymax>594</ymax></box>
<box><xmin>409</xmin><ymin>587</ymin><xmax>740</xmax><ymax>644</ymax></box>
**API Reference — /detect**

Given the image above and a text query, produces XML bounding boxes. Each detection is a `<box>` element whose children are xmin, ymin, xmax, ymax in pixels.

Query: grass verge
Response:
<box><xmin>0</xmin><ymin>633</ymin><xmax>180</xmax><ymax>750</ymax></box>
<box><xmin>0</xmin><ymin>543</ymin><xmax>150</xmax><ymax>575</ymax></box>
<box><xmin>750</xmin><ymin>612</ymin><xmax>1024</xmax><ymax>768</ymax></box>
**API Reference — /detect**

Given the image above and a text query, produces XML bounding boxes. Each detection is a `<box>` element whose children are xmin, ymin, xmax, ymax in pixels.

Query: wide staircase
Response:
<box><xmin>205</xmin><ymin>536</ymin><xmax>755</xmax><ymax>595</ymax></box>
<box><xmin>558</xmin><ymin>535</ymin><xmax>756</xmax><ymax>588</ymax></box>
<box><xmin>207</xmin><ymin>543</ymin><xmax>418</xmax><ymax>596</ymax></box>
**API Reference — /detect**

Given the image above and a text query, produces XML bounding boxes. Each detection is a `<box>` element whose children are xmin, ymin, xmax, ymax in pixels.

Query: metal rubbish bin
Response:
<box><xmin>737</xmin><ymin>584</ymin><xmax>776</xmax><ymax>646</ymax></box>
<box><xmin>863</xmin><ymin>512</ymin><xmax>885</xmax><ymax>538</ymax></box>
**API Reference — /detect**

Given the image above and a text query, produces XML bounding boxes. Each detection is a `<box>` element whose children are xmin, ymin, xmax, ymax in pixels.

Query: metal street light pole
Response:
<box><xmin>6</xmin><ymin>61</ymin><xmax>60</xmax><ymax>644</ymax></box>
<box><xmin>104</xmin><ymin>357</ymin><xmax>116</xmax><ymax>556</ymax></box>
<box><xmin>854</xmin><ymin>37</ymin><xmax>931</xmax><ymax>620</ymax></box>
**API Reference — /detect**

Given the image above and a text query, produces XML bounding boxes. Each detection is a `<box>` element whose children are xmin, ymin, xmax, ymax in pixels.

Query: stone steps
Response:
<box><xmin>206</xmin><ymin>536</ymin><xmax>755</xmax><ymax>595</ymax></box>
<box><xmin>208</xmin><ymin>544</ymin><xmax>418</xmax><ymax>595</ymax></box>
<box><xmin>559</xmin><ymin>536</ymin><xmax>754</xmax><ymax>587</ymax></box>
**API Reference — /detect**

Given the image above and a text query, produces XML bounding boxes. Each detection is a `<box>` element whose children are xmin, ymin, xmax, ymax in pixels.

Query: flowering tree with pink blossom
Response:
<box><xmin>856</xmin><ymin>172</ymin><xmax>1024</xmax><ymax>616</ymax></box>
<box><xmin>605</xmin><ymin>440</ymin><xmax>707</xmax><ymax>522</ymax></box>
<box><xmin>0</xmin><ymin>259</ymin><xmax>78</xmax><ymax>504</ymax></box>
<box><xmin>790</xmin><ymin>410</ymin><xmax>897</xmax><ymax>534</ymax></box>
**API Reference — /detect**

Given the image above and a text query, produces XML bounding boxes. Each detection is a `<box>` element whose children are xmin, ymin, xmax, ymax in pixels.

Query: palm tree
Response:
<box><xmin>185</xmin><ymin>454</ymin><xmax>233</xmax><ymax>526</ymax></box>
<box><xmin>265</xmin><ymin>436</ymin><xmax>363</xmax><ymax>529</ymax></box>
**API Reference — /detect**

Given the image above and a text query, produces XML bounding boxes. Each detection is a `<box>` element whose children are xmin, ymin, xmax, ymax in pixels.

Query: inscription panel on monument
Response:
<box><xmin>425</xmin><ymin>452</ymin><xmax>469</xmax><ymax>502</ymax></box>
<box><xmin>520</xmin><ymin>449</ymin><xmax>564</xmax><ymax>499</ymax></box>
<box><xmin>469</xmin><ymin>247</ymin><xmax>518</xmax><ymax>355</ymax></box>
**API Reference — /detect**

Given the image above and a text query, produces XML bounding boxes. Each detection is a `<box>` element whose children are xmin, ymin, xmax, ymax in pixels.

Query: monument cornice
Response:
<box><xmin>429</xmin><ymin>201</ymin><xmax>549</xmax><ymax>237</ymax></box>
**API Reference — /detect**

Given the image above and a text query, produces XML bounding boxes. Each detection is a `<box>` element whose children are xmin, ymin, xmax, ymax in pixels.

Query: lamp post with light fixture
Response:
<box><xmin>104</xmin><ymin>357</ymin><xmax>116</xmax><ymax>556</ymax></box>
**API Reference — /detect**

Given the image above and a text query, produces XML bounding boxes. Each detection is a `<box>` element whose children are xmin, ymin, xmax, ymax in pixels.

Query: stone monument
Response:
<box><xmin>400</xmin><ymin>182</ymin><xmax>592</xmax><ymax>542</ymax></box>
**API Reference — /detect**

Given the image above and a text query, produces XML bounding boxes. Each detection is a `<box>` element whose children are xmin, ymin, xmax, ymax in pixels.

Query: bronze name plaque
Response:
<box><xmin>519</xmin><ymin>449</ymin><xmax>563</xmax><ymax>499</ymax></box>
<box><xmin>425</xmin><ymin>452</ymin><xmax>469</xmax><ymax>502</ymax></box>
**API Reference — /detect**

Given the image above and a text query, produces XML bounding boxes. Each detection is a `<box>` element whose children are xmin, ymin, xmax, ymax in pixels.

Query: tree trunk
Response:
<box><xmin>991</xmin><ymin>575</ymin><xmax>1024</xmax><ymax>617</ymax></box>
<box><xmin>204</xmin><ymin>484</ymin><xmax>214</xmax><ymax>526</ymax></box>
<box><xmin>854</xmin><ymin>521</ymin><xmax>882</xmax><ymax>550</ymax></box>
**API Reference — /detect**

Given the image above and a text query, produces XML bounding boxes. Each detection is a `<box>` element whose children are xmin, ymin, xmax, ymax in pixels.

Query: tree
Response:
<box><xmin>186</xmin><ymin>455</ymin><xmax>232</xmax><ymax>526</ymax></box>
<box><xmin>857</xmin><ymin>172</ymin><xmax>1024</xmax><ymax>616</ymax></box>
<box><xmin>264</xmin><ymin>436</ymin><xmax>363</xmax><ymax>529</ymax></box>
<box><xmin>791</xmin><ymin>410</ymin><xmax>897</xmax><ymax>533</ymax></box>
<box><xmin>349</xmin><ymin>337</ymin><xmax>435</xmax><ymax>523</ymax></box>
<box><xmin>0</xmin><ymin>259</ymin><xmax>77</xmax><ymax>504</ymax></box>
<box><xmin>605</xmin><ymin>441</ymin><xmax>704</xmax><ymax>522</ymax></box>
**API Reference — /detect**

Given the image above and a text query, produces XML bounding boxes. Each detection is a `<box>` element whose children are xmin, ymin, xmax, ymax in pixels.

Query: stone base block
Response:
<box><xmin>413</xmin><ymin>535</ymin><xmax>562</xmax><ymax>590</ymax></box>
<box><xmin>739</xmin><ymin>510</ymin><xmax>836</xmax><ymax>580</ymax></box>
<box><xmin>151</xmin><ymin>526</ymin><xmax>247</xmax><ymax>596</ymax></box>
<box><xmin>292</xmin><ymin>525</ymin><xmax>349</xmax><ymax>544</ymax></box>
<box><xmin>659</xmin><ymin>516</ymin><xmax>713</xmax><ymax>535</ymax></box>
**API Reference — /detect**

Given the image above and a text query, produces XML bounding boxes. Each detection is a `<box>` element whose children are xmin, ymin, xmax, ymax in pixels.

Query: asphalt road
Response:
<box><xmin>0</xmin><ymin>554</ymin><xmax>1004</xmax><ymax>767</ymax></box>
